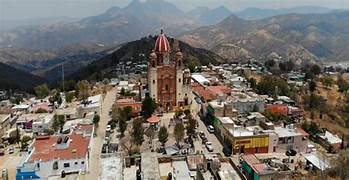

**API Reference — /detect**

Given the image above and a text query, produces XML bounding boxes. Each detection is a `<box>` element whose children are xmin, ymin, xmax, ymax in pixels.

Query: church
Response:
<box><xmin>148</xmin><ymin>30</ymin><xmax>192</xmax><ymax>111</ymax></box>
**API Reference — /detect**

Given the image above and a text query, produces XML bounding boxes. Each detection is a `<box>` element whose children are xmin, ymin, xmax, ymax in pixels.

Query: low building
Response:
<box><xmin>115</xmin><ymin>98</ymin><xmax>142</xmax><ymax>116</ymax></box>
<box><xmin>265</xmin><ymin>104</ymin><xmax>288</xmax><ymax>115</ymax></box>
<box><xmin>16</xmin><ymin>124</ymin><xmax>94</xmax><ymax>179</ymax></box>
<box><xmin>0</xmin><ymin>114</ymin><xmax>11</xmax><ymax>138</ymax></box>
<box><xmin>78</xmin><ymin>94</ymin><xmax>102</xmax><ymax>117</ymax></box>
<box><xmin>240</xmin><ymin>154</ymin><xmax>290</xmax><ymax>180</ymax></box>
<box><xmin>317</xmin><ymin>131</ymin><xmax>343</xmax><ymax>152</ymax></box>
<box><xmin>267</xmin><ymin>125</ymin><xmax>309</xmax><ymax>153</ymax></box>
<box><xmin>228</xmin><ymin>92</ymin><xmax>265</xmax><ymax>113</ymax></box>
<box><xmin>55</xmin><ymin>107</ymin><xmax>78</xmax><ymax>120</ymax></box>
<box><xmin>16</xmin><ymin>113</ymin><xmax>54</xmax><ymax>134</ymax></box>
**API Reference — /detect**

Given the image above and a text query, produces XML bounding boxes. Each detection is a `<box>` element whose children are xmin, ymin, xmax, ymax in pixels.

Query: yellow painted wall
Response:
<box><xmin>232</xmin><ymin>136</ymin><xmax>269</xmax><ymax>149</ymax></box>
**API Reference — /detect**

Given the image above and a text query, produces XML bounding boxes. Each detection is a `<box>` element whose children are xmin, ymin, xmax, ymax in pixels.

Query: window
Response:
<box><xmin>165</xmin><ymin>85</ymin><xmax>169</xmax><ymax>91</ymax></box>
<box><xmin>153</xmin><ymin>80</ymin><xmax>155</xmax><ymax>84</ymax></box>
<box><xmin>64</xmin><ymin>163</ymin><xmax>70</xmax><ymax>168</ymax></box>
<box><xmin>81</xmin><ymin>161</ymin><xmax>85</xmax><ymax>165</ymax></box>
<box><xmin>75</xmin><ymin>162</ymin><xmax>78</xmax><ymax>165</ymax></box>
<box><xmin>179</xmin><ymin>78</ymin><xmax>181</xmax><ymax>83</ymax></box>
<box><xmin>53</xmin><ymin>161</ymin><xmax>58</xmax><ymax>170</ymax></box>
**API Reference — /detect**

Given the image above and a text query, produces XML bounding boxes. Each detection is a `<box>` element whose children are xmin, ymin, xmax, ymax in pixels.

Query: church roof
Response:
<box><xmin>154</xmin><ymin>30</ymin><xmax>170</xmax><ymax>53</ymax></box>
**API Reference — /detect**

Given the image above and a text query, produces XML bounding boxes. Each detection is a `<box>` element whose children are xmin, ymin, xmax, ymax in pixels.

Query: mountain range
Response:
<box><xmin>179</xmin><ymin>10</ymin><xmax>349</xmax><ymax>64</ymax></box>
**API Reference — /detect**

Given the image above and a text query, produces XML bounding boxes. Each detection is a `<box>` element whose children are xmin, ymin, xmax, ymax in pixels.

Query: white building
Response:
<box><xmin>16</xmin><ymin>124</ymin><xmax>94</xmax><ymax>179</ymax></box>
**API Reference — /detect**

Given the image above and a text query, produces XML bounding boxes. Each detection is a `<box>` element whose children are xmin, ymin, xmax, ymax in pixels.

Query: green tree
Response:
<box><xmin>308</xmin><ymin>80</ymin><xmax>317</xmax><ymax>92</ymax></box>
<box><xmin>76</xmin><ymin>80</ymin><xmax>90</xmax><ymax>104</ymax></box>
<box><xmin>311</xmin><ymin>64</ymin><xmax>321</xmax><ymax>76</ymax></box>
<box><xmin>52</xmin><ymin>115</ymin><xmax>65</xmax><ymax>132</ymax></box>
<box><xmin>174</xmin><ymin>123</ymin><xmax>185</xmax><ymax>146</ymax></box>
<box><xmin>337</xmin><ymin>75</ymin><xmax>349</xmax><ymax>92</ymax></box>
<box><xmin>34</xmin><ymin>84</ymin><xmax>50</xmax><ymax>98</ymax></box>
<box><xmin>323</xmin><ymin>76</ymin><xmax>334</xmax><ymax>89</ymax></box>
<box><xmin>93</xmin><ymin>114</ymin><xmax>100</xmax><ymax>127</ymax></box>
<box><xmin>257</xmin><ymin>76</ymin><xmax>290</xmax><ymax>96</ymax></box>
<box><xmin>141</xmin><ymin>97</ymin><xmax>157</xmax><ymax>119</ymax></box>
<box><xmin>247</xmin><ymin>78</ymin><xmax>257</xmax><ymax>89</ymax></box>
<box><xmin>131</xmin><ymin>118</ymin><xmax>144</xmax><ymax>146</ymax></box>
<box><xmin>304</xmin><ymin>93</ymin><xmax>321</xmax><ymax>110</ymax></box>
<box><xmin>158</xmin><ymin>126</ymin><xmax>169</xmax><ymax>146</ymax></box>
<box><xmin>20</xmin><ymin>136</ymin><xmax>31</xmax><ymax>150</ymax></box>
<box><xmin>65</xmin><ymin>91</ymin><xmax>75</xmax><ymax>103</ymax></box>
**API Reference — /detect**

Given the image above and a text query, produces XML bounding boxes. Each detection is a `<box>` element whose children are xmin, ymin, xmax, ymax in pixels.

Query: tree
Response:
<box><xmin>93</xmin><ymin>114</ymin><xmax>100</xmax><ymax>127</ymax></box>
<box><xmin>52</xmin><ymin>115</ymin><xmax>65</xmax><ymax>132</ymax></box>
<box><xmin>247</xmin><ymin>78</ymin><xmax>257</xmax><ymax>89</ymax></box>
<box><xmin>304</xmin><ymin>93</ymin><xmax>321</xmax><ymax>110</ymax></box>
<box><xmin>34</xmin><ymin>84</ymin><xmax>50</xmax><ymax>98</ymax></box>
<box><xmin>131</xmin><ymin>118</ymin><xmax>144</xmax><ymax>146</ymax></box>
<box><xmin>20</xmin><ymin>136</ymin><xmax>31</xmax><ymax>150</ymax></box>
<box><xmin>337</xmin><ymin>75</ymin><xmax>349</xmax><ymax>93</ymax></box>
<box><xmin>257</xmin><ymin>76</ymin><xmax>290</xmax><ymax>96</ymax></box>
<box><xmin>323</xmin><ymin>76</ymin><xmax>334</xmax><ymax>89</ymax></box>
<box><xmin>279</xmin><ymin>61</ymin><xmax>295</xmax><ymax>73</ymax></box>
<box><xmin>119</xmin><ymin>117</ymin><xmax>127</xmax><ymax>137</ymax></box>
<box><xmin>158</xmin><ymin>126</ymin><xmax>169</xmax><ymax>146</ymax></box>
<box><xmin>311</xmin><ymin>64</ymin><xmax>321</xmax><ymax>76</ymax></box>
<box><xmin>174</xmin><ymin>123</ymin><xmax>185</xmax><ymax>146</ymax></box>
<box><xmin>331</xmin><ymin>149</ymin><xmax>349</xmax><ymax>180</ymax></box>
<box><xmin>186</xmin><ymin>117</ymin><xmax>197</xmax><ymax>138</ymax></box>
<box><xmin>65</xmin><ymin>91</ymin><xmax>75</xmax><ymax>103</ymax></box>
<box><xmin>141</xmin><ymin>97</ymin><xmax>157</xmax><ymax>119</ymax></box>
<box><xmin>76</xmin><ymin>80</ymin><xmax>90</xmax><ymax>103</ymax></box>
<box><xmin>309</xmin><ymin>80</ymin><xmax>317</xmax><ymax>92</ymax></box>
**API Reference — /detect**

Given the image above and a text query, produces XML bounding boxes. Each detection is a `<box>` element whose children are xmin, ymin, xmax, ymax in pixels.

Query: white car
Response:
<box><xmin>106</xmin><ymin>125</ymin><xmax>111</xmax><ymax>132</ymax></box>
<box><xmin>205</xmin><ymin>142</ymin><xmax>214</xmax><ymax>152</ymax></box>
<box><xmin>207</xmin><ymin>125</ymin><xmax>215</xmax><ymax>133</ymax></box>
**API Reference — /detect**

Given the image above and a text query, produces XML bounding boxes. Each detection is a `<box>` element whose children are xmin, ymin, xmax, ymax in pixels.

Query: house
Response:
<box><xmin>12</xmin><ymin>104</ymin><xmax>31</xmax><ymax>113</ymax></box>
<box><xmin>317</xmin><ymin>131</ymin><xmax>343</xmax><ymax>152</ymax></box>
<box><xmin>228</xmin><ymin>92</ymin><xmax>265</xmax><ymax>113</ymax></box>
<box><xmin>266</xmin><ymin>125</ymin><xmax>309</xmax><ymax>153</ymax></box>
<box><xmin>115</xmin><ymin>98</ymin><xmax>142</xmax><ymax>116</ymax></box>
<box><xmin>78</xmin><ymin>94</ymin><xmax>102</xmax><ymax>117</ymax></box>
<box><xmin>16</xmin><ymin>124</ymin><xmax>94</xmax><ymax>179</ymax></box>
<box><xmin>0</xmin><ymin>114</ymin><xmax>11</xmax><ymax>138</ymax></box>
<box><xmin>265</xmin><ymin>104</ymin><xmax>288</xmax><ymax>115</ymax></box>
<box><xmin>16</xmin><ymin>113</ymin><xmax>54</xmax><ymax>134</ymax></box>
<box><xmin>303</xmin><ymin>153</ymin><xmax>332</xmax><ymax>172</ymax></box>
<box><xmin>55</xmin><ymin>107</ymin><xmax>78</xmax><ymax>120</ymax></box>
<box><xmin>240</xmin><ymin>154</ymin><xmax>289</xmax><ymax>180</ymax></box>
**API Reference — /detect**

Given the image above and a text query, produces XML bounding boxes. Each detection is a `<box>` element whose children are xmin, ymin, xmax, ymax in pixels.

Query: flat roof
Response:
<box><xmin>191</xmin><ymin>74</ymin><xmax>210</xmax><ymax>84</ymax></box>
<box><xmin>141</xmin><ymin>152</ymin><xmax>160</xmax><ymax>180</ymax></box>
<box><xmin>320</xmin><ymin>131</ymin><xmax>342</xmax><ymax>144</ymax></box>
<box><xmin>273</xmin><ymin>126</ymin><xmax>304</xmax><ymax>138</ymax></box>
<box><xmin>304</xmin><ymin>153</ymin><xmax>331</xmax><ymax>171</ymax></box>
<box><xmin>218</xmin><ymin>117</ymin><xmax>235</xmax><ymax>124</ymax></box>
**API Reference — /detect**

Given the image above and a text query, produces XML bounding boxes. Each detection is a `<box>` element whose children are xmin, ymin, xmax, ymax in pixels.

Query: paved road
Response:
<box><xmin>0</xmin><ymin>146</ymin><xmax>22</xmax><ymax>180</ymax></box>
<box><xmin>191</xmin><ymin>94</ymin><xmax>223</xmax><ymax>155</ymax></box>
<box><xmin>86</xmin><ymin>89</ymin><xmax>117</xmax><ymax>179</ymax></box>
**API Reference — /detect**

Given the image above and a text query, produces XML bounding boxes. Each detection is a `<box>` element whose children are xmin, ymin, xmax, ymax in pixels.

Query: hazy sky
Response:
<box><xmin>1</xmin><ymin>0</ymin><xmax>349</xmax><ymax>21</ymax></box>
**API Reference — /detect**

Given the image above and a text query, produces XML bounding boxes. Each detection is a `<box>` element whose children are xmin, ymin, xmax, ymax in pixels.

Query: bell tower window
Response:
<box><xmin>165</xmin><ymin>84</ymin><xmax>169</xmax><ymax>91</ymax></box>
<box><xmin>152</xmin><ymin>60</ymin><xmax>155</xmax><ymax>67</ymax></box>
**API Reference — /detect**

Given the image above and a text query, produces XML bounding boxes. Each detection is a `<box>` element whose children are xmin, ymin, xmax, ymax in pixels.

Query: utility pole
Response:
<box><xmin>62</xmin><ymin>64</ymin><xmax>65</xmax><ymax>92</ymax></box>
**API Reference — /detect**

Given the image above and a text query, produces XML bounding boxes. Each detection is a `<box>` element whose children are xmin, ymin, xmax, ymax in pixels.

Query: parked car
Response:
<box><xmin>106</xmin><ymin>125</ymin><xmax>111</xmax><ymax>132</ymax></box>
<box><xmin>199</xmin><ymin>131</ymin><xmax>205</xmax><ymax>139</ymax></box>
<box><xmin>223</xmin><ymin>147</ymin><xmax>232</xmax><ymax>157</ymax></box>
<box><xmin>205</xmin><ymin>142</ymin><xmax>214</xmax><ymax>152</ymax></box>
<box><xmin>8</xmin><ymin>147</ymin><xmax>14</xmax><ymax>154</ymax></box>
<box><xmin>207</xmin><ymin>125</ymin><xmax>215</xmax><ymax>133</ymax></box>
<box><xmin>201</xmin><ymin>137</ymin><xmax>208</xmax><ymax>144</ymax></box>
<box><xmin>0</xmin><ymin>149</ymin><xmax>4</xmax><ymax>156</ymax></box>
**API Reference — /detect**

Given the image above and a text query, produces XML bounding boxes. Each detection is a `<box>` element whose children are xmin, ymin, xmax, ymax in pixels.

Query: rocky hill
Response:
<box><xmin>70</xmin><ymin>36</ymin><xmax>225</xmax><ymax>81</ymax></box>
<box><xmin>179</xmin><ymin>11</ymin><xmax>349</xmax><ymax>64</ymax></box>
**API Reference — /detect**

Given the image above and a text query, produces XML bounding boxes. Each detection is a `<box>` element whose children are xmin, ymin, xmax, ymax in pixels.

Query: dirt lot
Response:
<box><xmin>0</xmin><ymin>146</ymin><xmax>22</xmax><ymax>180</ymax></box>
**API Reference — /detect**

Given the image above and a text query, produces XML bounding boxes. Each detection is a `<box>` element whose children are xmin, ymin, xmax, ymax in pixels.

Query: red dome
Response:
<box><xmin>154</xmin><ymin>30</ymin><xmax>170</xmax><ymax>53</ymax></box>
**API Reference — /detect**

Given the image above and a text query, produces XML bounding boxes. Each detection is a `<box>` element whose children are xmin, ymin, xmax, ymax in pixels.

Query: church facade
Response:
<box><xmin>148</xmin><ymin>30</ymin><xmax>192</xmax><ymax>111</ymax></box>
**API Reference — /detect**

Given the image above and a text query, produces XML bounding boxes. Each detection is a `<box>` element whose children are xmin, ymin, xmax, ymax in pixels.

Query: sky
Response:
<box><xmin>1</xmin><ymin>0</ymin><xmax>349</xmax><ymax>21</ymax></box>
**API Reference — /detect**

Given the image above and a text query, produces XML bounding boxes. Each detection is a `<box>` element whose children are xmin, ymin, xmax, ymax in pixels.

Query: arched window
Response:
<box><xmin>165</xmin><ymin>84</ymin><xmax>169</xmax><ymax>91</ymax></box>
<box><xmin>152</xmin><ymin>60</ymin><xmax>155</xmax><ymax>67</ymax></box>
<box><xmin>178</xmin><ymin>60</ymin><xmax>182</xmax><ymax>67</ymax></box>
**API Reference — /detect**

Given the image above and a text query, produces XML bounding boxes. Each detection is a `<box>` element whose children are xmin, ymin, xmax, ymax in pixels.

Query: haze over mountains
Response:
<box><xmin>179</xmin><ymin>10</ymin><xmax>349</xmax><ymax>64</ymax></box>
<box><xmin>0</xmin><ymin>0</ymin><xmax>348</xmax><ymax>90</ymax></box>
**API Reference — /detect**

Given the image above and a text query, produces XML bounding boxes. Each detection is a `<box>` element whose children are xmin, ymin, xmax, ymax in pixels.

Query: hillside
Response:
<box><xmin>70</xmin><ymin>36</ymin><xmax>225</xmax><ymax>80</ymax></box>
<box><xmin>179</xmin><ymin>11</ymin><xmax>349</xmax><ymax>64</ymax></box>
<box><xmin>0</xmin><ymin>62</ymin><xmax>45</xmax><ymax>91</ymax></box>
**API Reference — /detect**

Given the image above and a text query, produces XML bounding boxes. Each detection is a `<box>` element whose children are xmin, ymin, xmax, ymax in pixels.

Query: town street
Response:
<box><xmin>86</xmin><ymin>88</ymin><xmax>117</xmax><ymax>179</ymax></box>
<box><xmin>191</xmin><ymin>94</ymin><xmax>223</xmax><ymax>155</ymax></box>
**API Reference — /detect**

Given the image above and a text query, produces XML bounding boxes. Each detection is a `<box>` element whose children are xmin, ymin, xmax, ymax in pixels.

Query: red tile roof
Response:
<box><xmin>192</xmin><ymin>83</ymin><xmax>216</xmax><ymax>102</ymax></box>
<box><xmin>28</xmin><ymin>125</ymin><xmax>92</xmax><ymax>162</ymax></box>
<box><xmin>207</xmin><ymin>86</ymin><xmax>231</xmax><ymax>95</ymax></box>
